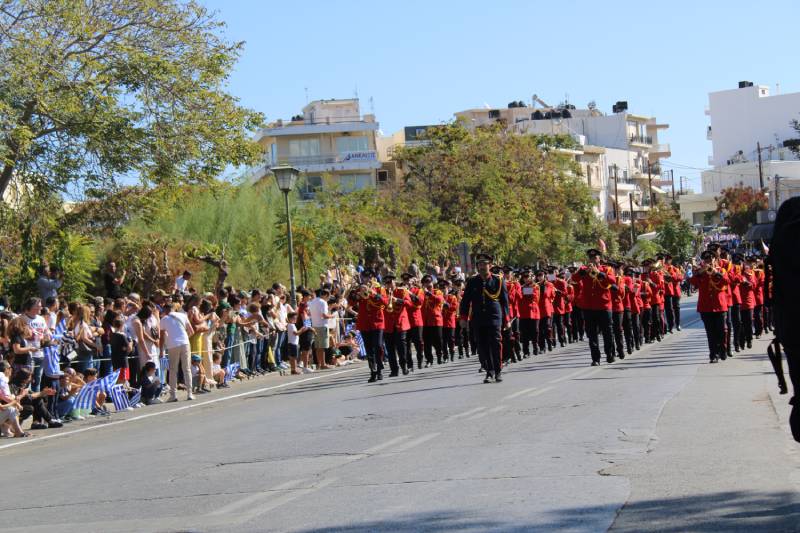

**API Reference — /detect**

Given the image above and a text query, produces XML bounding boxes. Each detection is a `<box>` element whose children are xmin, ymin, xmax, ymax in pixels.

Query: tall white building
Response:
<box><xmin>679</xmin><ymin>81</ymin><xmax>800</xmax><ymax>224</ymax></box>
<box><xmin>247</xmin><ymin>98</ymin><xmax>382</xmax><ymax>198</ymax></box>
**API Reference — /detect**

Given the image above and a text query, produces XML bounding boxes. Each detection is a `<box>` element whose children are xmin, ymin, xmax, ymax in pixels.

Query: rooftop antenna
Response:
<box><xmin>354</xmin><ymin>84</ymin><xmax>359</xmax><ymax>100</ymax></box>
<box><xmin>776</xmin><ymin>82</ymin><xmax>781</xmax><ymax>95</ymax></box>
<box><xmin>369</xmin><ymin>96</ymin><xmax>374</xmax><ymax>114</ymax></box>
<box><xmin>304</xmin><ymin>86</ymin><xmax>309</xmax><ymax>104</ymax></box>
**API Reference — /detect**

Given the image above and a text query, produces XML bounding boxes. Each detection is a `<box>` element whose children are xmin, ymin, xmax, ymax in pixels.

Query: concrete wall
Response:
<box><xmin>708</xmin><ymin>84</ymin><xmax>800</xmax><ymax>167</ymax></box>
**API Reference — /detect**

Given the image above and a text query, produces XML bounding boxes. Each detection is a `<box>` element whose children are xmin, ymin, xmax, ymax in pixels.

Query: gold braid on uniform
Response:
<box><xmin>482</xmin><ymin>274</ymin><xmax>502</xmax><ymax>301</ymax></box>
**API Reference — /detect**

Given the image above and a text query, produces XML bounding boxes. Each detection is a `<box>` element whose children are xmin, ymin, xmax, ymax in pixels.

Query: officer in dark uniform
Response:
<box><xmin>459</xmin><ymin>254</ymin><xmax>510</xmax><ymax>383</ymax></box>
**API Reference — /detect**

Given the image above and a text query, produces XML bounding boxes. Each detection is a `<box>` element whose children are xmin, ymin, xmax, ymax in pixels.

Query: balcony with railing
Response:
<box><xmin>268</xmin><ymin>151</ymin><xmax>380</xmax><ymax>172</ymax></box>
<box><xmin>257</xmin><ymin>115</ymin><xmax>379</xmax><ymax>140</ymax></box>
<box><xmin>629</xmin><ymin>134</ymin><xmax>653</xmax><ymax>146</ymax></box>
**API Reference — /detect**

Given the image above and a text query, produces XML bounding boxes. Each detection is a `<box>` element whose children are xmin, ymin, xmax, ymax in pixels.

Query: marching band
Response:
<box><xmin>345</xmin><ymin>245</ymin><xmax>773</xmax><ymax>384</ymax></box>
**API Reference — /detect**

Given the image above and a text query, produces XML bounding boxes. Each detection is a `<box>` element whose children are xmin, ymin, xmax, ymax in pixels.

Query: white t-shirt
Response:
<box><xmin>160</xmin><ymin>312</ymin><xmax>191</xmax><ymax>350</ymax></box>
<box><xmin>307</xmin><ymin>297</ymin><xmax>329</xmax><ymax>328</ymax></box>
<box><xmin>0</xmin><ymin>373</ymin><xmax>11</xmax><ymax>400</ymax></box>
<box><xmin>287</xmin><ymin>323</ymin><xmax>299</xmax><ymax>346</ymax></box>
<box><xmin>175</xmin><ymin>276</ymin><xmax>189</xmax><ymax>293</ymax></box>
<box><xmin>276</xmin><ymin>303</ymin><xmax>288</xmax><ymax>332</ymax></box>
<box><xmin>23</xmin><ymin>314</ymin><xmax>48</xmax><ymax>360</ymax></box>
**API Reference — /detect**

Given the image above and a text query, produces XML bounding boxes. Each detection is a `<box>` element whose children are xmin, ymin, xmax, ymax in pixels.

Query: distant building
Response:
<box><xmin>453</xmin><ymin>98</ymin><xmax>672</xmax><ymax>224</ymax></box>
<box><xmin>679</xmin><ymin>81</ymin><xmax>800</xmax><ymax>224</ymax></box>
<box><xmin>248</xmin><ymin>98</ymin><xmax>381</xmax><ymax>199</ymax></box>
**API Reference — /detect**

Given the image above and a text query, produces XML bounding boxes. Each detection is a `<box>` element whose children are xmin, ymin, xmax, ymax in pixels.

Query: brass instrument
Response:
<box><xmin>588</xmin><ymin>265</ymin><xmax>601</xmax><ymax>279</ymax></box>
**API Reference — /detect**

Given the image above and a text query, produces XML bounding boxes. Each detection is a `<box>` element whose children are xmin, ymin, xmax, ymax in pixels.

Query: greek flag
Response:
<box><xmin>74</xmin><ymin>382</ymin><xmax>99</xmax><ymax>411</ymax></box>
<box><xmin>129</xmin><ymin>388</ymin><xmax>142</xmax><ymax>408</ymax></box>
<box><xmin>98</xmin><ymin>369</ymin><xmax>120</xmax><ymax>394</ymax></box>
<box><xmin>225</xmin><ymin>362</ymin><xmax>240</xmax><ymax>383</ymax></box>
<box><xmin>110</xmin><ymin>384</ymin><xmax>131</xmax><ymax>411</ymax></box>
<box><xmin>353</xmin><ymin>330</ymin><xmax>366</xmax><ymax>358</ymax></box>
<box><xmin>159</xmin><ymin>355</ymin><xmax>169</xmax><ymax>383</ymax></box>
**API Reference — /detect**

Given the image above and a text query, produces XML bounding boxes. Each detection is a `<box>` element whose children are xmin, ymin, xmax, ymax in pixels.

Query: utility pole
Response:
<box><xmin>647</xmin><ymin>160</ymin><xmax>655</xmax><ymax>207</ymax></box>
<box><xmin>670</xmin><ymin>169</ymin><xmax>675</xmax><ymax>201</ymax></box>
<box><xmin>613</xmin><ymin>164</ymin><xmax>620</xmax><ymax>224</ymax></box>
<box><xmin>757</xmin><ymin>142</ymin><xmax>765</xmax><ymax>190</ymax></box>
<box><xmin>629</xmin><ymin>192</ymin><xmax>635</xmax><ymax>244</ymax></box>
<box><xmin>679</xmin><ymin>176</ymin><xmax>685</xmax><ymax>195</ymax></box>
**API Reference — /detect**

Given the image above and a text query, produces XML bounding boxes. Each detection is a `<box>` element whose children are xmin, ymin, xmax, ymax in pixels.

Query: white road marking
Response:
<box><xmin>390</xmin><ymin>432</ymin><xmax>440</xmax><ymax>452</ymax></box>
<box><xmin>363</xmin><ymin>435</ymin><xmax>411</xmax><ymax>454</ymax></box>
<box><xmin>546</xmin><ymin>367</ymin><xmax>596</xmax><ymax>385</ymax></box>
<box><xmin>235</xmin><ymin>477</ymin><xmax>337</xmax><ymax>523</ymax></box>
<box><xmin>444</xmin><ymin>406</ymin><xmax>487</xmax><ymax>423</ymax></box>
<box><xmin>503</xmin><ymin>387</ymin><xmax>539</xmax><ymax>400</ymax></box>
<box><xmin>210</xmin><ymin>478</ymin><xmax>310</xmax><ymax>516</ymax></box>
<box><xmin>0</xmin><ymin>367</ymin><xmax>362</xmax><ymax>451</ymax></box>
<box><xmin>464</xmin><ymin>405</ymin><xmax>506</xmax><ymax>421</ymax></box>
<box><xmin>525</xmin><ymin>386</ymin><xmax>554</xmax><ymax>398</ymax></box>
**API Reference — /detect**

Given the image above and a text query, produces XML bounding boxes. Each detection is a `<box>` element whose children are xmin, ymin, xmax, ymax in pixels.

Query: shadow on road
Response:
<box><xmin>290</xmin><ymin>490</ymin><xmax>800</xmax><ymax>532</ymax></box>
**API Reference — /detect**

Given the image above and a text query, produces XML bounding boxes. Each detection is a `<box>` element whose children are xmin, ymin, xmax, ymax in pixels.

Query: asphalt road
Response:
<box><xmin>1</xmin><ymin>295</ymin><xmax>798</xmax><ymax>533</ymax></box>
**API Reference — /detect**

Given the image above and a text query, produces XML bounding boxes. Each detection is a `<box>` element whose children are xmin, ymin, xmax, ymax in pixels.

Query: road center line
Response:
<box><xmin>210</xmin><ymin>478</ymin><xmax>310</xmax><ymax>516</ymax></box>
<box><xmin>444</xmin><ymin>406</ymin><xmax>487</xmax><ymax>423</ymax></box>
<box><xmin>390</xmin><ymin>432</ymin><xmax>440</xmax><ymax>452</ymax></box>
<box><xmin>363</xmin><ymin>435</ymin><xmax>411</xmax><ymax>454</ymax></box>
<box><xmin>526</xmin><ymin>386</ymin><xmax>554</xmax><ymax>398</ymax></box>
<box><xmin>503</xmin><ymin>387</ymin><xmax>539</xmax><ymax>400</ymax></box>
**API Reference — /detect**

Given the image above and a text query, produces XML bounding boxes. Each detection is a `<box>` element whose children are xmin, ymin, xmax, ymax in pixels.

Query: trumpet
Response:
<box><xmin>588</xmin><ymin>265</ymin><xmax>601</xmax><ymax>279</ymax></box>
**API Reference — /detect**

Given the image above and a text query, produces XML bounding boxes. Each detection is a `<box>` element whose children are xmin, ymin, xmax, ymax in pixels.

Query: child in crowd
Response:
<box><xmin>286</xmin><ymin>311</ymin><xmax>309</xmax><ymax>375</ymax></box>
<box><xmin>211</xmin><ymin>352</ymin><xmax>227</xmax><ymax>388</ymax></box>
<box><xmin>109</xmin><ymin>316</ymin><xmax>132</xmax><ymax>384</ymax></box>
<box><xmin>190</xmin><ymin>354</ymin><xmax>211</xmax><ymax>394</ymax></box>
<box><xmin>139</xmin><ymin>361</ymin><xmax>163</xmax><ymax>405</ymax></box>
<box><xmin>83</xmin><ymin>368</ymin><xmax>109</xmax><ymax>416</ymax></box>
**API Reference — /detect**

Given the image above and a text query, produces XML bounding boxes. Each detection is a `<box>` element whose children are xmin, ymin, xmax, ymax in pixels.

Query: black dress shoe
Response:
<box><xmin>591</xmin><ymin>361</ymin><xmax>600</xmax><ymax>366</ymax></box>
<box><xmin>494</xmin><ymin>374</ymin><xmax>503</xmax><ymax>383</ymax></box>
<box><xmin>483</xmin><ymin>374</ymin><xmax>493</xmax><ymax>384</ymax></box>
<box><xmin>676</xmin><ymin>326</ymin><xmax>681</xmax><ymax>331</ymax></box>
<box><xmin>368</xmin><ymin>372</ymin><xmax>377</xmax><ymax>383</ymax></box>
<box><xmin>402</xmin><ymin>368</ymin><xmax>409</xmax><ymax>375</ymax></box>
<box><xmin>607</xmin><ymin>356</ymin><xmax>615</xmax><ymax>364</ymax></box>
<box><xmin>389</xmin><ymin>371</ymin><xmax>399</xmax><ymax>377</ymax></box>
<box><xmin>377</xmin><ymin>372</ymin><xmax>383</xmax><ymax>381</ymax></box>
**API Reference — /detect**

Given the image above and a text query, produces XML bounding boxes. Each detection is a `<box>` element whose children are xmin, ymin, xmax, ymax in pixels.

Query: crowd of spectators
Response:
<box><xmin>0</xmin><ymin>261</ymin><xmax>370</xmax><ymax>438</ymax></box>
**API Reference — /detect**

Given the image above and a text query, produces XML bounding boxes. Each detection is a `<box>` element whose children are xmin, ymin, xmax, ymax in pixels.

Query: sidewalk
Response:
<box><xmin>608</xmin><ymin>331</ymin><xmax>800</xmax><ymax>532</ymax></box>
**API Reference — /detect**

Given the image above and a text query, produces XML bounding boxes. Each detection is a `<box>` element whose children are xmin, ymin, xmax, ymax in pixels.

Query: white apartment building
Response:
<box><xmin>454</xmin><ymin>99</ymin><xmax>672</xmax><ymax>224</ymax></box>
<box><xmin>248</xmin><ymin>98</ymin><xmax>382</xmax><ymax>198</ymax></box>
<box><xmin>679</xmin><ymin>81</ymin><xmax>800</xmax><ymax>224</ymax></box>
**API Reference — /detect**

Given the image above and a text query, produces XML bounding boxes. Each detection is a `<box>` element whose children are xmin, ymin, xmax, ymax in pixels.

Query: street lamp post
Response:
<box><xmin>272</xmin><ymin>165</ymin><xmax>300</xmax><ymax>307</ymax></box>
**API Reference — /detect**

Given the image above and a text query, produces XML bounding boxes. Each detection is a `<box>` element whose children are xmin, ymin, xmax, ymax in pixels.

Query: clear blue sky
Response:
<box><xmin>202</xmin><ymin>0</ymin><xmax>799</xmax><ymax>191</ymax></box>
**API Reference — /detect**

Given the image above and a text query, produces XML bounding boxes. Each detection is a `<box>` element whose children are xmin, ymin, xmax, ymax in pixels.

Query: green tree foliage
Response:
<box><xmin>51</xmin><ymin>232</ymin><xmax>98</xmax><ymax>301</ymax></box>
<box><xmin>655</xmin><ymin>219</ymin><xmax>698</xmax><ymax>262</ymax></box>
<box><xmin>0</xmin><ymin>192</ymin><xmax>98</xmax><ymax>305</ymax></box>
<box><xmin>631</xmin><ymin>239</ymin><xmax>663</xmax><ymax>261</ymax></box>
<box><xmin>390</xmin><ymin>123</ymin><xmax>597</xmax><ymax>264</ymax></box>
<box><xmin>715</xmin><ymin>186</ymin><xmax>768</xmax><ymax>236</ymax></box>
<box><xmin>123</xmin><ymin>182</ymin><xmax>286</xmax><ymax>290</ymax></box>
<box><xmin>0</xmin><ymin>0</ymin><xmax>263</xmax><ymax>200</ymax></box>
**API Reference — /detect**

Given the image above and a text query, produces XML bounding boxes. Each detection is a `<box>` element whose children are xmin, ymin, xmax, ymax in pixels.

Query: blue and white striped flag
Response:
<box><xmin>225</xmin><ymin>362</ymin><xmax>240</xmax><ymax>383</ymax></box>
<box><xmin>129</xmin><ymin>388</ymin><xmax>142</xmax><ymax>408</ymax></box>
<box><xmin>97</xmin><ymin>369</ymin><xmax>120</xmax><ymax>394</ymax></box>
<box><xmin>353</xmin><ymin>330</ymin><xmax>366</xmax><ymax>358</ymax></box>
<box><xmin>110</xmin><ymin>384</ymin><xmax>131</xmax><ymax>411</ymax></box>
<box><xmin>74</xmin><ymin>382</ymin><xmax>99</xmax><ymax>412</ymax></box>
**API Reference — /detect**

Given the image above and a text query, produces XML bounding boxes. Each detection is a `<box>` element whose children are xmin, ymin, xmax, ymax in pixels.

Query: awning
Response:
<box><xmin>651</xmin><ymin>185</ymin><xmax>670</xmax><ymax>195</ymax></box>
<box><xmin>743</xmin><ymin>223</ymin><xmax>773</xmax><ymax>242</ymax></box>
